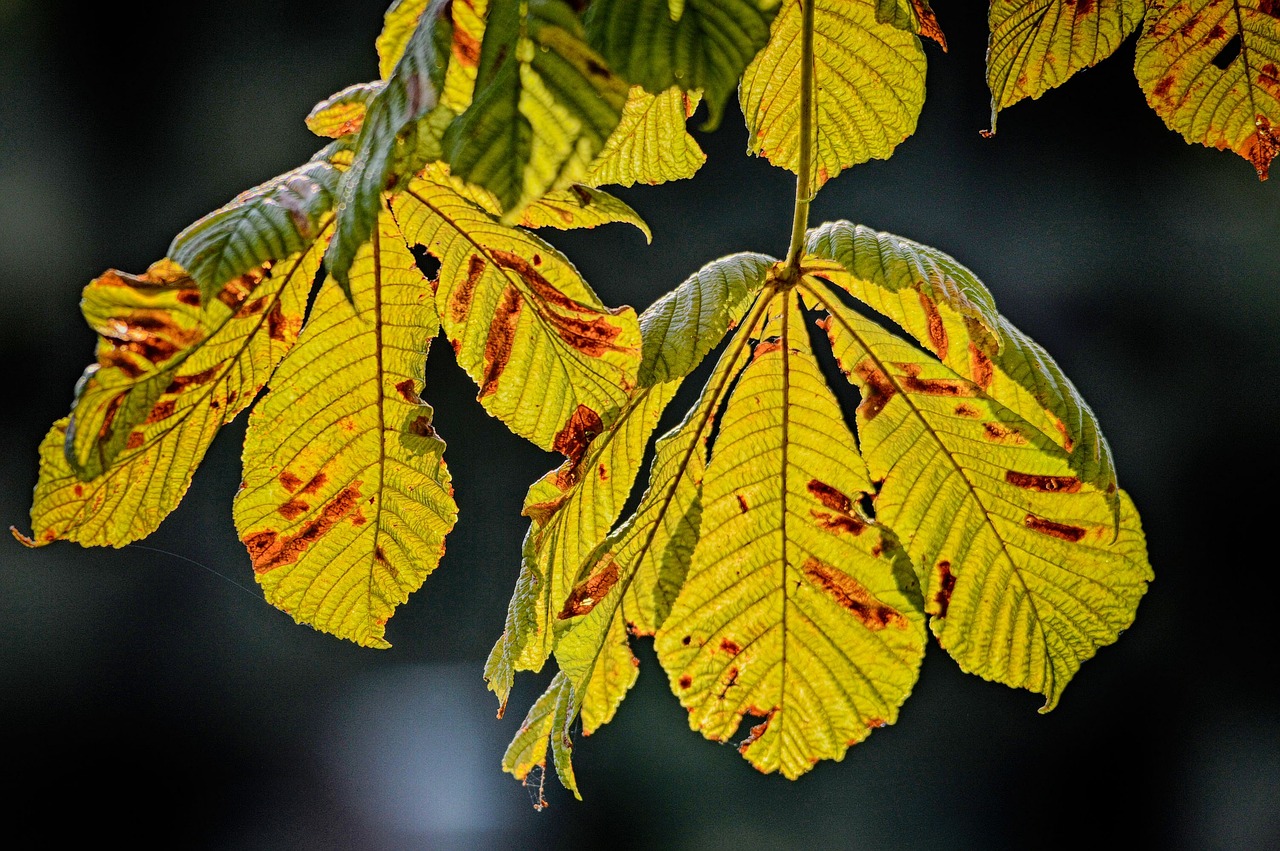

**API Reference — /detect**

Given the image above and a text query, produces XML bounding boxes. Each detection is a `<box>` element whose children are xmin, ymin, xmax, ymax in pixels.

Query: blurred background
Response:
<box><xmin>2</xmin><ymin>2</ymin><xmax>1277</xmax><ymax>847</ymax></box>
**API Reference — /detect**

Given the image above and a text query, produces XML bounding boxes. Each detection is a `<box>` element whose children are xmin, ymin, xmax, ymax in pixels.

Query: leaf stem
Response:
<box><xmin>782</xmin><ymin>0</ymin><xmax>816</xmax><ymax>282</ymax></box>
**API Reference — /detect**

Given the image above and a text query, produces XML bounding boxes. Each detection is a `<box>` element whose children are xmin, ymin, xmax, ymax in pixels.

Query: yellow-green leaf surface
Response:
<box><xmin>875</xmin><ymin>0</ymin><xmax>947</xmax><ymax>50</ymax></box>
<box><xmin>987</xmin><ymin>0</ymin><xmax>1143</xmax><ymax>124</ymax></box>
<box><xmin>655</xmin><ymin>290</ymin><xmax>926</xmax><ymax>779</ymax></box>
<box><xmin>306</xmin><ymin>82</ymin><xmax>383</xmax><ymax>138</ymax></box>
<box><xmin>741</xmin><ymin>0</ymin><xmax>927</xmax><ymax>187</ymax></box>
<box><xmin>808</xmin><ymin>276</ymin><xmax>1151</xmax><ymax>710</ymax></box>
<box><xmin>378</xmin><ymin>0</ymin><xmax>434</xmax><ymax>78</ymax></box>
<box><xmin>806</xmin><ymin>221</ymin><xmax>1119</xmax><ymax>502</ymax></box>
<box><xmin>585</xmin><ymin>0</ymin><xmax>779</xmax><ymax>130</ymax></box>
<box><xmin>444</xmin><ymin>0</ymin><xmax>630</xmax><ymax>219</ymax></box>
<box><xmin>20</xmin><ymin>241</ymin><xmax>320</xmax><ymax>548</ymax></box>
<box><xmin>584</xmin><ymin>86</ymin><xmax>707</xmax><ymax>188</ymax></box>
<box><xmin>502</xmin><ymin>671</ymin><xmax>580</xmax><ymax>803</ymax></box>
<box><xmin>441</xmin><ymin>0</ymin><xmax>489</xmax><ymax>113</ymax></box>
<box><xmin>234</xmin><ymin>208</ymin><xmax>457</xmax><ymax>648</ymax></box>
<box><xmin>390</xmin><ymin>164</ymin><xmax>642</xmax><ymax>451</ymax></box>
<box><xmin>1135</xmin><ymin>0</ymin><xmax>1280</xmax><ymax>178</ymax></box>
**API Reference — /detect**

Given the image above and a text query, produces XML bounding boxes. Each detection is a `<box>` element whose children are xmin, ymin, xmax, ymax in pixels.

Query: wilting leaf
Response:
<box><xmin>390</xmin><ymin>164</ymin><xmax>642</xmax><ymax>451</ymax></box>
<box><xmin>502</xmin><ymin>671</ymin><xmax>580</xmax><ymax>804</ymax></box>
<box><xmin>170</xmin><ymin>148</ymin><xmax>343</xmax><ymax>304</ymax></box>
<box><xmin>584</xmin><ymin>0</ymin><xmax>779</xmax><ymax>130</ymax></box>
<box><xmin>1135</xmin><ymin>0</ymin><xmax>1280</xmax><ymax>179</ymax></box>
<box><xmin>875</xmin><ymin>0</ymin><xmax>947</xmax><ymax>49</ymax></box>
<box><xmin>444</xmin><ymin>0</ymin><xmax>630</xmax><ymax>219</ymax></box>
<box><xmin>234</xmin><ymin>207</ymin><xmax>457</xmax><ymax>648</ymax></box>
<box><xmin>655</xmin><ymin>290</ymin><xmax>926</xmax><ymax>779</ymax></box>
<box><xmin>306</xmin><ymin>82</ymin><xmax>384</xmax><ymax>139</ymax></box>
<box><xmin>987</xmin><ymin>0</ymin><xmax>1143</xmax><ymax>127</ymax></box>
<box><xmin>585</xmin><ymin>86</ymin><xmax>707</xmax><ymax>188</ymax></box>
<box><xmin>741</xmin><ymin>0</ymin><xmax>927</xmax><ymax>187</ymax></box>
<box><xmin>20</xmin><ymin>239</ymin><xmax>321</xmax><ymax>548</ymax></box>
<box><xmin>807</xmin><ymin>272</ymin><xmax>1151</xmax><ymax>710</ymax></box>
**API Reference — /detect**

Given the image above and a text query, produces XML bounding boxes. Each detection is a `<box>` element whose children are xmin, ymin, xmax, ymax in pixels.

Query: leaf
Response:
<box><xmin>654</xmin><ymin>289</ymin><xmax>926</xmax><ymax>779</ymax></box>
<box><xmin>741</xmin><ymin>0</ymin><xmax>927</xmax><ymax>188</ymax></box>
<box><xmin>584</xmin><ymin>86</ymin><xmax>707</xmax><ymax>188</ymax></box>
<box><xmin>18</xmin><ymin>239</ymin><xmax>321</xmax><ymax>548</ymax></box>
<box><xmin>501</xmin><ymin>671</ymin><xmax>580</xmax><ymax>804</ymax></box>
<box><xmin>805</xmin><ymin>221</ymin><xmax>1119</xmax><ymax>505</ymax></box>
<box><xmin>1135</xmin><ymin>0</ymin><xmax>1280</xmax><ymax>179</ymax></box>
<box><xmin>807</xmin><ymin>274</ymin><xmax>1151</xmax><ymax>710</ymax></box>
<box><xmin>390</xmin><ymin>164</ymin><xmax>642</xmax><ymax>451</ymax></box>
<box><xmin>234</xmin><ymin>207</ymin><xmax>457</xmax><ymax>648</ymax></box>
<box><xmin>440</xmin><ymin>0</ymin><xmax>489</xmax><ymax>113</ymax></box>
<box><xmin>584</xmin><ymin>0</ymin><xmax>779</xmax><ymax>131</ymax></box>
<box><xmin>170</xmin><ymin>149</ymin><xmax>343</xmax><ymax>304</ymax></box>
<box><xmin>875</xmin><ymin>0</ymin><xmax>947</xmax><ymax>50</ymax></box>
<box><xmin>484</xmin><ymin>252</ymin><xmax>769</xmax><ymax>707</ymax></box>
<box><xmin>306</xmin><ymin>82</ymin><xmax>384</xmax><ymax>139</ymax></box>
<box><xmin>326</xmin><ymin>0</ymin><xmax>450</xmax><ymax>289</ymax></box>
<box><xmin>444</xmin><ymin>0</ymin><xmax>630</xmax><ymax>220</ymax></box>
<box><xmin>986</xmin><ymin>0</ymin><xmax>1143</xmax><ymax>128</ymax></box>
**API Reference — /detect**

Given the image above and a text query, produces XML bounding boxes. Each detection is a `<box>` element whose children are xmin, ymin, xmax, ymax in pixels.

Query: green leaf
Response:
<box><xmin>326</xmin><ymin>1</ymin><xmax>450</xmax><ymax>289</ymax></box>
<box><xmin>1135</xmin><ymin>0</ymin><xmax>1280</xmax><ymax>179</ymax></box>
<box><xmin>655</xmin><ymin>289</ymin><xmax>926</xmax><ymax>779</ymax></box>
<box><xmin>808</xmin><ymin>274</ymin><xmax>1151</xmax><ymax>710</ymax></box>
<box><xmin>169</xmin><ymin>149</ymin><xmax>342</xmax><ymax>304</ymax></box>
<box><xmin>19</xmin><ymin>240</ymin><xmax>321</xmax><ymax>548</ymax></box>
<box><xmin>234</xmin><ymin>207</ymin><xmax>457</xmax><ymax>648</ymax></box>
<box><xmin>742</xmin><ymin>0</ymin><xmax>927</xmax><ymax>188</ymax></box>
<box><xmin>584</xmin><ymin>0</ymin><xmax>779</xmax><ymax>131</ymax></box>
<box><xmin>805</xmin><ymin>221</ymin><xmax>1119</xmax><ymax>506</ymax></box>
<box><xmin>987</xmin><ymin>0</ymin><xmax>1143</xmax><ymax>129</ymax></box>
<box><xmin>584</xmin><ymin>86</ymin><xmax>707</xmax><ymax>188</ymax></box>
<box><xmin>391</xmin><ymin>164</ymin><xmax>642</xmax><ymax>452</ymax></box>
<box><xmin>444</xmin><ymin>0</ymin><xmax>630</xmax><ymax>220</ymax></box>
<box><xmin>306</xmin><ymin>82</ymin><xmax>384</xmax><ymax>139</ymax></box>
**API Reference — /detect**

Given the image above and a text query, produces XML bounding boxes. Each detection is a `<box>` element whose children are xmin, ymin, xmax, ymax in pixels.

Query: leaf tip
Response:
<box><xmin>10</xmin><ymin>525</ymin><xmax>41</xmax><ymax>548</ymax></box>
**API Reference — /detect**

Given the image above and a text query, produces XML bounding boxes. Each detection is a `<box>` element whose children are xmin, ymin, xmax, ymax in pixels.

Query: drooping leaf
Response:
<box><xmin>986</xmin><ymin>0</ymin><xmax>1143</xmax><ymax>129</ymax></box>
<box><xmin>234</xmin><ymin>207</ymin><xmax>457</xmax><ymax>648</ymax></box>
<box><xmin>584</xmin><ymin>86</ymin><xmax>707</xmax><ymax>188</ymax></box>
<box><xmin>805</xmin><ymin>221</ymin><xmax>1119</xmax><ymax>504</ymax></box>
<box><xmin>440</xmin><ymin>0</ymin><xmax>489</xmax><ymax>113</ymax></box>
<box><xmin>654</xmin><ymin>290</ymin><xmax>926</xmax><ymax>779</ymax></box>
<box><xmin>1135</xmin><ymin>0</ymin><xmax>1280</xmax><ymax>179</ymax></box>
<box><xmin>19</xmin><ymin>239</ymin><xmax>321</xmax><ymax>548</ymax></box>
<box><xmin>875</xmin><ymin>0</ymin><xmax>947</xmax><ymax>50</ymax></box>
<box><xmin>326</xmin><ymin>0</ymin><xmax>451</xmax><ymax>289</ymax></box>
<box><xmin>390</xmin><ymin>164</ymin><xmax>642</xmax><ymax>451</ymax></box>
<box><xmin>170</xmin><ymin>148</ymin><xmax>343</xmax><ymax>304</ymax></box>
<box><xmin>444</xmin><ymin>0</ymin><xmax>630</xmax><ymax>220</ymax></box>
<box><xmin>741</xmin><ymin>0</ymin><xmax>927</xmax><ymax>188</ymax></box>
<box><xmin>306</xmin><ymin>82</ymin><xmax>384</xmax><ymax>139</ymax></box>
<box><xmin>584</xmin><ymin>0</ymin><xmax>779</xmax><ymax>131</ymax></box>
<box><xmin>502</xmin><ymin>671</ymin><xmax>580</xmax><ymax>805</ymax></box>
<box><xmin>807</xmin><ymin>275</ymin><xmax>1151</xmax><ymax>710</ymax></box>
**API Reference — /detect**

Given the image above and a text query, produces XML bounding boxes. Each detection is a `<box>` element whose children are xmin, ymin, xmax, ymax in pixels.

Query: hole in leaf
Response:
<box><xmin>1211</xmin><ymin>33</ymin><xmax>1242</xmax><ymax>70</ymax></box>
<box><xmin>410</xmin><ymin>243</ymin><xmax>441</xmax><ymax>281</ymax></box>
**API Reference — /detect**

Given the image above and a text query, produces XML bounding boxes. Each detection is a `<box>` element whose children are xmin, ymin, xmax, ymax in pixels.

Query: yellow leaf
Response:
<box><xmin>585</xmin><ymin>86</ymin><xmax>707</xmax><ymax>188</ymax></box>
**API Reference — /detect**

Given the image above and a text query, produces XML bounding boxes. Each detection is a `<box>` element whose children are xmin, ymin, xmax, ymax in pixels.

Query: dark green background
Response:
<box><xmin>3</xmin><ymin>2</ymin><xmax>1277</xmax><ymax>847</ymax></box>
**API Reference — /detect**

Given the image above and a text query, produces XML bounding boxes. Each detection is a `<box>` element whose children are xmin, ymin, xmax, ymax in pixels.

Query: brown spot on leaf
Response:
<box><xmin>238</xmin><ymin>296</ymin><xmax>267</xmax><ymax>317</ymax></box>
<box><xmin>1005</xmin><ymin>471</ymin><xmax>1082</xmax><ymax>493</ymax></box>
<box><xmin>720</xmin><ymin>638</ymin><xmax>741</xmax><ymax>656</ymax></box>
<box><xmin>918</xmin><ymin>290</ymin><xmax>948</xmax><ymax>359</ymax></box>
<box><xmin>278</xmin><ymin>471</ymin><xmax>303</xmax><ymax>491</ymax></box>
<box><xmin>480</xmin><ymin>285</ymin><xmax>521</xmax><ymax>397</ymax></box>
<box><xmin>954</xmin><ymin>403</ymin><xmax>980</xmax><ymax>418</ymax></box>
<box><xmin>266</xmin><ymin>300</ymin><xmax>292</xmax><ymax>342</ymax></box>
<box><xmin>558</xmin><ymin>560</ymin><xmax>621</xmax><ymax>618</ymax></box>
<box><xmin>247</xmin><ymin>483</ymin><xmax>363</xmax><ymax>573</ymax></box>
<box><xmin>812</xmin><ymin>510</ymin><xmax>867</xmax><ymax>536</ymax></box>
<box><xmin>408</xmin><ymin>415</ymin><xmax>438</xmax><ymax>438</ymax></box>
<box><xmin>968</xmin><ymin>343</ymin><xmax>994</xmax><ymax>390</ymax></box>
<box><xmin>807</xmin><ymin>480</ymin><xmax>852</xmax><ymax>513</ymax></box>
<box><xmin>983</xmin><ymin>422</ymin><xmax>1027</xmax><ymax>444</ymax></box>
<box><xmin>1243</xmin><ymin>115</ymin><xmax>1278</xmax><ymax>180</ymax></box>
<box><xmin>125</xmin><ymin>432</ymin><xmax>145</xmax><ymax>450</ymax></box>
<box><xmin>678</xmin><ymin>675</ymin><xmax>692</xmax><ymax>689</ymax></box>
<box><xmin>854</xmin><ymin>363</ymin><xmax>896</xmax><ymax>420</ymax></box>
<box><xmin>1153</xmin><ymin>76</ymin><xmax>1174</xmax><ymax>99</ymax></box>
<box><xmin>301</xmin><ymin>472</ymin><xmax>327</xmax><ymax>495</ymax></box>
<box><xmin>753</xmin><ymin>339</ymin><xmax>782</xmax><ymax>360</ymax></box>
<box><xmin>73</xmin><ymin>484</ymin><xmax>83</xmax><ymax>497</ymax></box>
<box><xmin>1024</xmin><ymin>513</ymin><xmax>1087</xmax><ymax>542</ymax></box>
<box><xmin>453</xmin><ymin>24</ymin><xmax>481</xmax><ymax>67</ymax></box>
<box><xmin>736</xmin><ymin>493</ymin><xmax>749</xmax><ymax>513</ymax></box>
<box><xmin>176</xmin><ymin>290</ymin><xmax>201</xmax><ymax>306</ymax></box>
<box><xmin>278</xmin><ymin>499</ymin><xmax>309</xmax><ymax>521</ymax></box>
<box><xmin>933</xmin><ymin>560</ymin><xmax>956</xmax><ymax>617</ymax></box>
<box><xmin>912</xmin><ymin>0</ymin><xmax>947</xmax><ymax>50</ymax></box>
<box><xmin>598</xmin><ymin>463</ymin><xmax>608</xmax><ymax>481</ymax></box>
<box><xmin>553</xmin><ymin>404</ymin><xmax>603</xmax><ymax>470</ymax></box>
<box><xmin>395</xmin><ymin>379</ymin><xmax>421</xmax><ymax>404</ymax></box>
<box><xmin>165</xmin><ymin>365</ymin><xmax>220</xmax><ymax>393</ymax></box>
<box><xmin>802</xmin><ymin>557</ymin><xmax>907</xmax><ymax>630</ymax></box>
<box><xmin>143</xmin><ymin>399</ymin><xmax>176</xmax><ymax>424</ymax></box>
<box><xmin>490</xmin><ymin>249</ymin><xmax>625</xmax><ymax>356</ymax></box>
<box><xmin>452</xmin><ymin>255</ymin><xmax>485</xmax><ymax>322</ymax></box>
<box><xmin>681</xmin><ymin>635</ymin><xmax>692</xmax><ymax>646</ymax></box>
<box><xmin>902</xmin><ymin>374</ymin><xmax>974</xmax><ymax>397</ymax></box>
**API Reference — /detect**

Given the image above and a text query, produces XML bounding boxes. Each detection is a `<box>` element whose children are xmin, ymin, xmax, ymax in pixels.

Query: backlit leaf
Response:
<box><xmin>502</xmin><ymin>671</ymin><xmax>580</xmax><ymax>805</ymax></box>
<box><xmin>655</xmin><ymin>290</ymin><xmax>926</xmax><ymax>779</ymax></box>
<box><xmin>875</xmin><ymin>0</ymin><xmax>947</xmax><ymax>50</ymax></box>
<box><xmin>444</xmin><ymin>0</ymin><xmax>630</xmax><ymax>220</ymax></box>
<box><xmin>19</xmin><ymin>238</ymin><xmax>321</xmax><ymax>548</ymax></box>
<box><xmin>1135</xmin><ymin>0</ymin><xmax>1280</xmax><ymax>179</ymax></box>
<box><xmin>584</xmin><ymin>86</ymin><xmax>707</xmax><ymax>188</ymax></box>
<box><xmin>440</xmin><ymin>0</ymin><xmax>488</xmax><ymax>113</ymax></box>
<box><xmin>390</xmin><ymin>164</ymin><xmax>642</xmax><ymax>451</ymax></box>
<box><xmin>742</xmin><ymin>0</ymin><xmax>927</xmax><ymax>188</ymax></box>
<box><xmin>987</xmin><ymin>0</ymin><xmax>1143</xmax><ymax>126</ymax></box>
<box><xmin>306</xmin><ymin>82</ymin><xmax>383</xmax><ymax>139</ymax></box>
<box><xmin>808</xmin><ymin>275</ymin><xmax>1151</xmax><ymax>710</ymax></box>
<box><xmin>234</xmin><ymin>207</ymin><xmax>457</xmax><ymax>648</ymax></box>
<box><xmin>584</xmin><ymin>0</ymin><xmax>779</xmax><ymax>131</ymax></box>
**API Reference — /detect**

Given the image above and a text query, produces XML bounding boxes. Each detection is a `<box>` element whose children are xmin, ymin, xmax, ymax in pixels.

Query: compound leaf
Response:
<box><xmin>742</xmin><ymin>0</ymin><xmax>927</xmax><ymax>188</ymax></box>
<box><xmin>1135</xmin><ymin>0</ymin><xmax>1280</xmax><ymax>179</ymax></box>
<box><xmin>234</xmin><ymin>207</ymin><xmax>457</xmax><ymax>648</ymax></box>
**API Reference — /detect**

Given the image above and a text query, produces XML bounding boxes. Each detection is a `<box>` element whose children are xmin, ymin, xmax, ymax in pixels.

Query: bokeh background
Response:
<box><xmin>3</xmin><ymin>2</ymin><xmax>1278</xmax><ymax>847</ymax></box>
